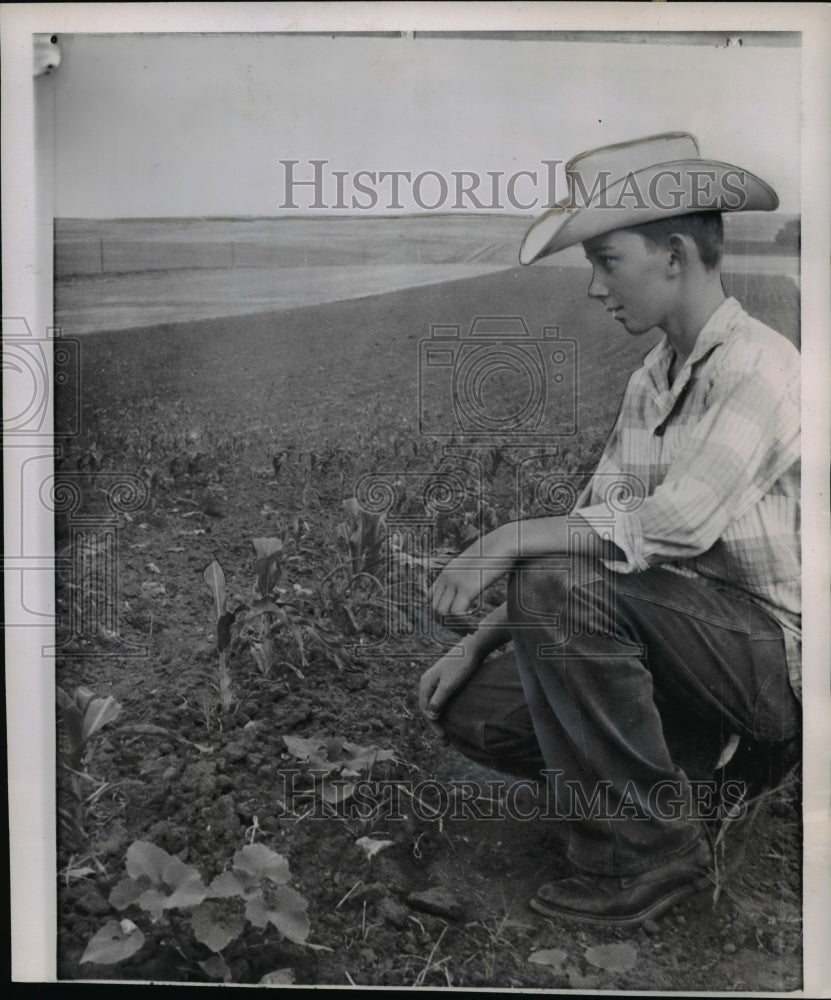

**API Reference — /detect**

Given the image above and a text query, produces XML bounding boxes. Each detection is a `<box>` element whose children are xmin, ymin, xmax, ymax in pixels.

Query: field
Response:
<box><xmin>53</xmin><ymin>222</ymin><xmax>801</xmax><ymax>989</ymax></box>
<box><xmin>54</xmin><ymin>214</ymin><xmax>799</xmax><ymax>335</ymax></box>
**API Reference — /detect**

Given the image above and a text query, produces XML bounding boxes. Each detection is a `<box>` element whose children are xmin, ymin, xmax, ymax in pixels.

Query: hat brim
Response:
<box><xmin>519</xmin><ymin>159</ymin><xmax>779</xmax><ymax>265</ymax></box>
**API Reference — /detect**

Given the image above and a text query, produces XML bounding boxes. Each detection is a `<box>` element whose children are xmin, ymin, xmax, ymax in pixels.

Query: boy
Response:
<box><xmin>419</xmin><ymin>133</ymin><xmax>801</xmax><ymax>924</ymax></box>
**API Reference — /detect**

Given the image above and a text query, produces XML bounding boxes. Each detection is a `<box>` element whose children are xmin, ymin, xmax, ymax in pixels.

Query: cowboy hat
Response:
<box><xmin>519</xmin><ymin>131</ymin><xmax>778</xmax><ymax>265</ymax></box>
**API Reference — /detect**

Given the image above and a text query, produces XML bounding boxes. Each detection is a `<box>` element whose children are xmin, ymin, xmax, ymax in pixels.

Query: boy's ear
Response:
<box><xmin>666</xmin><ymin>233</ymin><xmax>690</xmax><ymax>273</ymax></box>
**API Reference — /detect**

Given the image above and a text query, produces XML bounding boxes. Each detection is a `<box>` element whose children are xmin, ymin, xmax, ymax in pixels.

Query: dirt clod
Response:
<box><xmin>406</xmin><ymin>887</ymin><xmax>465</xmax><ymax>922</ymax></box>
<box><xmin>75</xmin><ymin>888</ymin><xmax>111</xmax><ymax>917</ymax></box>
<box><xmin>377</xmin><ymin>897</ymin><xmax>409</xmax><ymax>929</ymax></box>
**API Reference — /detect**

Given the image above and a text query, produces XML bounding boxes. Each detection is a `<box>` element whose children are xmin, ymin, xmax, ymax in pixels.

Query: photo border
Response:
<box><xmin>2</xmin><ymin>2</ymin><xmax>829</xmax><ymax>991</ymax></box>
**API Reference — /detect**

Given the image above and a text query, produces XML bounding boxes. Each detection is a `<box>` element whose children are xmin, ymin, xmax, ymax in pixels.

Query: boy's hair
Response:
<box><xmin>623</xmin><ymin>211</ymin><xmax>724</xmax><ymax>271</ymax></box>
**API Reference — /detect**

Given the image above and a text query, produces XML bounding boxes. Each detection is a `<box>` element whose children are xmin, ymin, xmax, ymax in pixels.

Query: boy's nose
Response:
<box><xmin>586</xmin><ymin>269</ymin><xmax>608</xmax><ymax>300</ymax></box>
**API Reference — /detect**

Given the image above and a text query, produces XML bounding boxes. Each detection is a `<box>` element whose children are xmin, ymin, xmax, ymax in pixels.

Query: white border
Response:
<box><xmin>2</xmin><ymin>3</ymin><xmax>829</xmax><ymax>992</ymax></box>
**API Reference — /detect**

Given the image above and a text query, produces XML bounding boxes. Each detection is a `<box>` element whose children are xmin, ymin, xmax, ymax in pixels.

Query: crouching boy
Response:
<box><xmin>420</xmin><ymin>133</ymin><xmax>801</xmax><ymax>925</ymax></box>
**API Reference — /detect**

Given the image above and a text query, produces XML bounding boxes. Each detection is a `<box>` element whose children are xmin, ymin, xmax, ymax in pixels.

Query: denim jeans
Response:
<box><xmin>441</xmin><ymin>557</ymin><xmax>800</xmax><ymax>876</ymax></box>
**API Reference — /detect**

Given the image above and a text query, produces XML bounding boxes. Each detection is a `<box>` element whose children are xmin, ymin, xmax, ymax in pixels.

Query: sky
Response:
<box><xmin>46</xmin><ymin>32</ymin><xmax>802</xmax><ymax>217</ymax></box>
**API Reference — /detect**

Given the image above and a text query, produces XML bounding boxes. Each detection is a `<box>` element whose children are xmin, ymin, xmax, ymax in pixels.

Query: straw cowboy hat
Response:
<box><xmin>519</xmin><ymin>131</ymin><xmax>778</xmax><ymax>265</ymax></box>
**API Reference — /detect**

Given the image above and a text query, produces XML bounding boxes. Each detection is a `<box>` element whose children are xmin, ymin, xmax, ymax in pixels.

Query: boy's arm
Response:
<box><xmin>422</xmin><ymin>516</ymin><xmax>621</xmax><ymax>735</ymax></box>
<box><xmin>462</xmin><ymin>600</ymin><xmax>511</xmax><ymax>658</ymax></box>
<box><xmin>430</xmin><ymin>515</ymin><xmax>613</xmax><ymax>617</ymax></box>
<box><xmin>419</xmin><ymin>601</ymin><xmax>510</xmax><ymax>738</ymax></box>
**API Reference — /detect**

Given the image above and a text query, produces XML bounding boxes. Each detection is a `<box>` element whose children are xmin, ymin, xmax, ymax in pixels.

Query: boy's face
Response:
<box><xmin>582</xmin><ymin>229</ymin><xmax>675</xmax><ymax>336</ymax></box>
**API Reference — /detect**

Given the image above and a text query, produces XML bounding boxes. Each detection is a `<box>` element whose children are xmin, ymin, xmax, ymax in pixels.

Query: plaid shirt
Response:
<box><xmin>575</xmin><ymin>297</ymin><xmax>801</xmax><ymax>696</ymax></box>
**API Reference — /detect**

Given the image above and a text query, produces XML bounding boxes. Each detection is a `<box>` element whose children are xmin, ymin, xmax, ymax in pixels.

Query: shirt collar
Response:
<box><xmin>643</xmin><ymin>297</ymin><xmax>744</xmax><ymax>386</ymax></box>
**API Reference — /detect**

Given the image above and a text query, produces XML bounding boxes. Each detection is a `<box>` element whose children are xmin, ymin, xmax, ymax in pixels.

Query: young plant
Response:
<box><xmin>340</xmin><ymin>497</ymin><xmax>386</xmax><ymax>580</ymax></box>
<box><xmin>247</xmin><ymin>537</ymin><xmax>284</xmax><ymax>678</ymax></box>
<box><xmin>56</xmin><ymin>686</ymin><xmax>122</xmax><ymax>838</ymax></box>
<box><xmin>307</xmin><ymin>498</ymin><xmax>392</xmax><ymax>641</ymax></box>
<box><xmin>240</xmin><ymin>536</ymin><xmax>313</xmax><ymax>679</ymax></box>
<box><xmin>81</xmin><ymin>839</ymin><xmax>310</xmax><ymax>983</ymax></box>
<box><xmin>242</xmin><ymin>536</ymin><xmax>352</xmax><ymax>675</ymax></box>
<box><xmin>282</xmin><ymin>734</ymin><xmax>395</xmax><ymax>807</ymax></box>
<box><xmin>202</xmin><ymin>560</ymin><xmax>237</xmax><ymax>710</ymax></box>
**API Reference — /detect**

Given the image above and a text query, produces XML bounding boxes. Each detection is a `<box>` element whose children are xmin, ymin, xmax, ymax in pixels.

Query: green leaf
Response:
<box><xmin>319</xmin><ymin>776</ymin><xmax>356</xmax><ymax>805</ymax></box>
<box><xmin>161</xmin><ymin>862</ymin><xmax>208</xmax><ymax>909</ymax></box>
<box><xmin>342</xmin><ymin>498</ymin><xmax>386</xmax><ymax>578</ymax></box>
<box><xmin>584</xmin><ymin>941</ymin><xmax>638</xmax><ymax>972</ymax></box>
<box><xmin>341</xmin><ymin>742</ymin><xmax>396</xmax><ymax>774</ymax></box>
<box><xmin>266</xmin><ymin>885</ymin><xmax>310</xmax><ymax>944</ymax></box>
<box><xmin>80</xmin><ymin>919</ymin><xmax>145</xmax><ymax>965</ymax></box>
<box><xmin>282</xmin><ymin>735</ymin><xmax>326</xmax><ymax>763</ymax></box>
<box><xmin>250</xmin><ymin>640</ymin><xmax>273</xmax><ymax>676</ymax></box>
<box><xmin>121</xmin><ymin>851</ymin><xmax>207</xmax><ymax>912</ymax></box>
<box><xmin>74</xmin><ymin>686</ymin><xmax>96</xmax><ymax>715</ymax></box>
<box><xmin>216</xmin><ymin>610</ymin><xmax>236</xmax><ymax>652</ymax></box>
<box><xmin>191</xmin><ymin>902</ymin><xmax>244</xmax><ymax>953</ymax></box>
<box><xmin>126</xmin><ymin>841</ymin><xmax>172</xmax><ymax>886</ymax></box>
<box><xmin>233</xmin><ymin>843</ymin><xmax>291</xmax><ymax>886</ymax></box>
<box><xmin>286</xmin><ymin>619</ymin><xmax>308</xmax><ymax>669</ymax></box>
<box><xmin>528</xmin><ymin>948</ymin><xmax>568</xmax><ymax>971</ymax></box>
<box><xmin>252</xmin><ymin>538</ymin><xmax>283</xmax><ymax>597</ymax></box>
<box><xmin>56</xmin><ymin>686</ymin><xmax>74</xmax><ymax>712</ymax></box>
<box><xmin>259</xmin><ymin>969</ymin><xmax>295</xmax><ymax>985</ymax></box>
<box><xmin>203</xmin><ymin>560</ymin><xmax>227</xmax><ymax>621</ymax></box>
<box><xmin>136</xmin><ymin>887</ymin><xmax>168</xmax><ymax>922</ymax></box>
<box><xmin>207</xmin><ymin>870</ymin><xmax>245</xmax><ymax>899</ymax></box>
<box><xmin>109</xmin><ymin>876</ymin><xmax>144</xmax><ymax>910</ymax></box>
<box><xmin>247</xmin><ymin>599</ymin><xmax>284</xmax><ymax>616</ymax></box>
<box><xmin>81</xmin><ymin>694</ymin><xmax>122</xmax><ymax>743</ymax></box>
<box><xmin>198</xmin><ymin>954</ymin><xmax>232</xmax><ymax>982</ymax></box>
<box><xmin>355</xmin><ymin>836</ymin><xmax>394</xmax><ymax>860</ymax></box>
<box><xmin>251</xmin><ymin>537</ymin><xmax>283</xmax><ymax>559</ymax></box>
<box><xmin>244</xmin><ymin>893</ymin><xmax>269</xmax><ymax>929</ymax></box>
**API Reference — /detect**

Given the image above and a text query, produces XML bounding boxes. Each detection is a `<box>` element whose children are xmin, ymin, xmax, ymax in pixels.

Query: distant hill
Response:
<box><xmin>54</xmin><ymin>212</ymin><xmax>800</xmax><ymax>280</ymax></box>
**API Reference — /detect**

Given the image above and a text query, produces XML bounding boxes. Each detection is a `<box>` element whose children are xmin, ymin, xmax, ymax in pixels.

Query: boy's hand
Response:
<box><xmin>430</xmin><ymin>524</ymin><xmax>515</xmax><ymax>617</ymax></box>
<box><xmin>429</xmin><ymin>564</ymin><xmax>488</xmax><ymax>617</ymax></box>
<box><xmin>418</xmin><ymin>641</ymin><xmax>481</xmax><ymax>740</ymax></box>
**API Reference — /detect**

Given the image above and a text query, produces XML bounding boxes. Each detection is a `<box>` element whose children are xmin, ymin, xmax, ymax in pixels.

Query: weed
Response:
<box><xmin>282</xmin><ymin>734</ymin><xmax>396</xmax><ymax>808</ymax></box>
<box><xmin>81</xmin><ymin>839</ymin><xmax>311</xmax><ymax>982</ymax></box>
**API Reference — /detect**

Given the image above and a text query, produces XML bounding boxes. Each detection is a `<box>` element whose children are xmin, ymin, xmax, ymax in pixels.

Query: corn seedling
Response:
<box><xmin>56</xmin><ymin>686</ymin><xmax>122</xmax><ymax>838</ymax></box>
<box><xmin>340</xmin><ymin>498</ymin><xmax>387</xmax><ymax>580</ymax></box>
<box><xmin>81</xmin><ymin>839</ymin><xmax>311</xmax><ymax>983</ymax></box>
<box><xmin>241</xmin><ymin>537</ymin><xmax>314</xmax><ymax>678</ymax></box>
<box><xmin>202</xmin><ymin>560</ymin><xmax>239</xmax><ymax>710</ymax></box>
<box><xmin>247</xmin><ymin>537</ymin><xmax>284</xmax><ymax>678</ymax></box>
<box><xmin>230</xmin><ymin>537</ymin><xmax>349</xmax><ymax>677</ymax></box>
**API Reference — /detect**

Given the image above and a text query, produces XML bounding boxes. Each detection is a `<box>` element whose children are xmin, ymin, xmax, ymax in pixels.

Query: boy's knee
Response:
<box><xmin>442</xmin><ymin>689</ymin><xmax>542</xmax><ymax>777</ymax></box>
<box><xmin>508</xmin><ymin>556</ymin><xmax>603</xmax><ymax>625</ymax></box>
<box><xmin>508</xmin><ymin>558</ymin><xmax>565</xmax><ymax>624</ymax></box>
